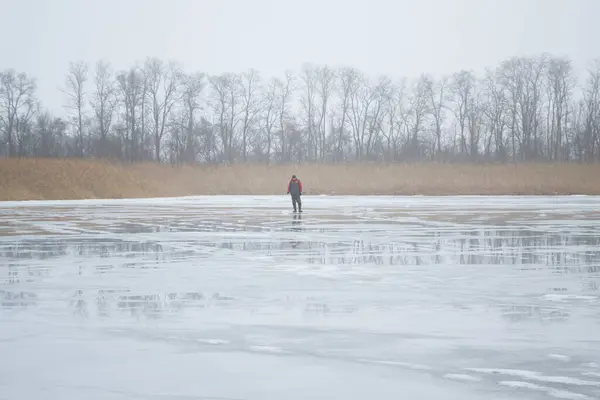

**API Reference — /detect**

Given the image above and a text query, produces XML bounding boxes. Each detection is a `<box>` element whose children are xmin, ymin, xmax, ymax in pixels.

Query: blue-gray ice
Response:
<box><xmin>1</xmin><ymin>195</ymin><xmax>599</xmax><ymax>400</ymax></box>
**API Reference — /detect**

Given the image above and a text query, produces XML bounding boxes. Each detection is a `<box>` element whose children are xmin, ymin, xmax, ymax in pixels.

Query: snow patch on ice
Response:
<box><xmin>197</xmin><ymin>339</ymin><xmax>229</xmax><ymax>345</ymax></box>
<box><xmin>581</xmin><ymin>372</ymin><xmax>600</xmax><ymax>378</ymax></box>
<box><xmin>542</xmin><ymin>294</ymin><xmax>598</xmax><ymax>302</ymax></box>
<box><xmin>249</xmin><ymin>345</ymin><xmax>285</xmax><ymax>353</ymax></box>
<box><xmin>499</xmin><ymin>380</ymin><xmax>545</xmax><ymax>390</ymax></box>
<box><xmin>466</xmin><ymin>368</ymin><xmax>600</xmax><ymax>387</ymax></box>
<box><xmin>443</xmin><ymin>374</ymin><xmax>482</xmax><ymax>382</ymax></box>
<box><xmin>360</xmin><ymin>359</ymin><xmax>433</xmax><ymax>371</ymax></box>
<box><xmin>548</xmin><ymin>353</ymin><xmax>572</xmax><ymax>362</ymax></box>
<box><xmin>465</xmin><ymin>368</ymin><xmax>539</xmax><ymax>379</ymax></box>
<box><xmin>581</xmin><ymin>362</ymin><xmax>599</xmax><ymax>368</ymax></box>
<box><xmin>498</xmin><ymin>381</ymin><xmax>591</xmax><ymax>399</ymax></box>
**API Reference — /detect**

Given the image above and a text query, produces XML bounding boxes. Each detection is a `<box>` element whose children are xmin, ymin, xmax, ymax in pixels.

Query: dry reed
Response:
<box><xmin>1</xmin><ymin>158</ymin><xmax>599</xmax><ymax>201</ymax></box>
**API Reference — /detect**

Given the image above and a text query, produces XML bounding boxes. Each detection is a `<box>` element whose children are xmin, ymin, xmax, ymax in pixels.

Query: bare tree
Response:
<box><xmin>499</xmin><ymin>56</ymin><xmax>547</xmax><ymax>161</ymax></box>
<box><xmin>144</xmin><ymin>58</ymin><xmax>182</xmax><ymax>162</ymax></box>
<box><xmin>424</xmin><ymin>75</ymin><xmax>449</xmax><ymax>158</ymax></box>
<box><xmin>333</xmin><ymin>67</ymin><xmax>356</xmax><ymax>161</ymax></box>
<box><xmin>14</xmin><ymin>100</ymin><xmax>37</xmax><ymax>157</ymax></box>
<box><xmin>299</xmin><ymin>64</ymin><xmax>318</xmax><ymax>161</ymax></box>
<box><xmin>315</xmin><ymin>65</ymin><xmax>335</xmax><ymax>161</ymax></box>
<box><xmin>405</xmin><ymin>75</ymin><xmax>431</xmax><ymax>159</ymax></box>
<box><xmin>368</xmin><ymin>76</ymin><xmax>390</xmax><ymax>160</ymax></box>
<box><xmin>91</xmin><ymin>60</ymin><xmax>117</xmax><ymax>157</ymax></box>
<box><xmin>546</xmin><ymin>56</ymin><xmax>574</xmax><ymax>161</ymax></box>
<box><xmin>347</xmin><ymin>73</ymin><xmax>390</xmax><ymax>161</ymax></box>
<box><xmin>481</xmin><ymin>67</ymin><xmax>509</xmax><ymax>160</ymax></box>
<box><xmin>64</xmin><ymin>61</ymin><xmax>89</xmax><ymax>156</ymax></box>
<box><xmin>209</xmin><ymin>72</ymin><xmax>242</xmax><ymax>163</ymax></box>
<box><xmin>467</xmin><ymin>81</ymin><xmax>484</xmax><ymax>160</ymax></box>
<box><xmin>116</xmin><ymin>66</ymin><xmax>144</xmax><ymax>161</ymax></box>
<box><xmin>168</xmin><ymin>72</ymin><xmax>205</xmax><ymax>164</ymax></box>
<box><xmin>34</xmin><ymin>112</ymin><xmax>67</xmax><ymax>157</ymax></box>
<box><xmin>580</xmin><ymin>59</ymin><xmax>600</xmax><ymax>162</ymax></box>
<box><xmin>209</xmin><ymin>74</ymin><xmax>229</xmax><ymax>162</ymax></box>
<box><xmin>275</xmin><ymin>70</ymin><xmax>295</xmax><ymax>162</ymax></box>
<box><xmin>0</xmin><ymin>69</ymin><xmax>37</xmax><ymax>156</ymax></box>
<box><xmin>178</xmin><ymin>72</ymin><xmax>205</xmax><ymax>163</ymax></box>
<box><xmin>239</xmin><ymin>69</ymin><xmax>261</xmax><ymax>162</ymax></box>
<box><xmin>527</xmin><ymin>55</ymin><xmax>548</xmax><ymax>160</ymax></box>
<box><xmin>449</xmin><ymin>70</ymin><xmax>476</xmax><ymax>158</ymax></box>
<box><xmin>381</xmin><ymin>78</ymin><xmax>408</xmax><ymax>161</ymax></box>
<box><xmin>261</xmin><ymin>78</ymin><xmax>280</xmax><ymax>164</ymax></box>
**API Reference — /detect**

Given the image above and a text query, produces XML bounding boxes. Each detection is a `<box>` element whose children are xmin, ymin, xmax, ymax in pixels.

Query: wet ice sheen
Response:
<box><xmin>1</xmin><ymin>195</ymin><xmax>600</xmax><ymax>400</ymax></box>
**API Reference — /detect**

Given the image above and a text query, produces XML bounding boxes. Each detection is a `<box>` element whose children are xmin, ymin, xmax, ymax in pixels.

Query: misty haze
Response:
<box><xmin>1</xmin><ymin>0</ymin><xmax>600</xmax><ymax>399</ymax></box>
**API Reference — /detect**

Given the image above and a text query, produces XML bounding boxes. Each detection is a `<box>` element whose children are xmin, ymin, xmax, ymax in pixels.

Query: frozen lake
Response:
<box><xmin>1</xmin><ymin>195</ymin><xmax>600</xmax><ymax>400</ymax></box>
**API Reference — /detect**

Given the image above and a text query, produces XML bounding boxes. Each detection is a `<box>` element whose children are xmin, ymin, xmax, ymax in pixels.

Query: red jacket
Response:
<box><xmin>287</xmin><ymin>178</ymin><xmax>302</xmax><ymax>195</ymax></box>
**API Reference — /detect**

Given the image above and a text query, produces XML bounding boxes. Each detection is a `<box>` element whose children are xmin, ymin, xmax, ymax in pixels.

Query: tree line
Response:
<box><xmin>1</xmin><ymin>53</ymin><xmax>600</xmax><ymax>164</ymax></box>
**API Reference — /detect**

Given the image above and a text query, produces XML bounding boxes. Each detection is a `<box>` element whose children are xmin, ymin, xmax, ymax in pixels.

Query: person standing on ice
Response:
<box><xmin>287</xmin><ymin>174</ymin><xmax>303</xmax><ymax>212</ymax></box>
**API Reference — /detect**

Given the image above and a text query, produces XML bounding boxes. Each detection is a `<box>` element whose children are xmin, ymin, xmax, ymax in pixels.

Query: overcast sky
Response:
<box><xmin>2</xmin><ymin>0</ymin><xmax>599</xmax><ymax>115</ymax></box>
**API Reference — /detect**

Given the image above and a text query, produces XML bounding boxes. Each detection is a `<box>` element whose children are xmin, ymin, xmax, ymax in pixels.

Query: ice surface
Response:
<box><xmin>1</xmin><ymin>195</ymin><xmax>600</xmax><ymax>400</ymax></box>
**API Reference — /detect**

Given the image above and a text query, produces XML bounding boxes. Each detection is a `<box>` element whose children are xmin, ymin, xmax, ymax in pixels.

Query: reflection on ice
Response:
<box><xmin>1</xmin><ymin>195</ymin><xmax>600</xmax><ymax>400</ymax></box>
<box><xmin>3</xmin><ymin>224</ymin><xmax>600</xmax><ymax>268</ymax></box>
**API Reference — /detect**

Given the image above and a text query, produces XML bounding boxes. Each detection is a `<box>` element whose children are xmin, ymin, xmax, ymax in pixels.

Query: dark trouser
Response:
<box><xmin>291</xmin><ymin>194</ymin><xmax>301</xmax><ymax>211</ymax></box>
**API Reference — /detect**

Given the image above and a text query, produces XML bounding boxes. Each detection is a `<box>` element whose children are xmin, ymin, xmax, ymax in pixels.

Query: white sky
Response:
<box><xmin>2</xmin><ymin>0</ymin><xmax>599</xmax><ymax>116</ymax></box>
